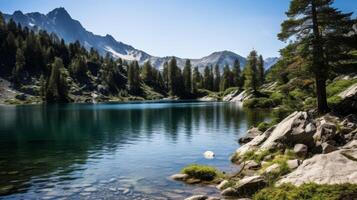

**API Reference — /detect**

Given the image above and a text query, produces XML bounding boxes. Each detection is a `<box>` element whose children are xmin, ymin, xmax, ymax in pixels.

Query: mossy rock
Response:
<box><xmin>181</xmin><ymin>164</ymin><xmax>223</xmax><ymax>182</ymax></box>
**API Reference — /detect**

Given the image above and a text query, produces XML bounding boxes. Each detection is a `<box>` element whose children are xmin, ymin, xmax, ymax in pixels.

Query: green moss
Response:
<box><xmin>238</xmin><ymin>149</ymin><xmax>276</xmax><ymax>163</ymax></box>
<box><xmin>223</xmin><ymin>87</ymin><xmax>239</xmax><ymax>96</ymax></box>
<box><xmin>326</xmin><ymin>79</ymin><xmax>357</xmax><ymax>97</ymax></box>
<box><xmin>327</xmin><ymin>95</ymin><xmax>343</xmax><ymax>107</ymax></box>
<box><xmin>253</xmin><ymin>183</ymin><xmax>357</xmax><ymax>200</ymax></box>
<box><xmin>181</xmin><ymin>164</ymin><xmax>223</xmax><ymax>181</ymax></box>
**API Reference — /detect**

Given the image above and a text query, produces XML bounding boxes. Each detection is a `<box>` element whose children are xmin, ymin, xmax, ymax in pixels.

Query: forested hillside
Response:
<box><xmin>0</xmin><ymin>13</ymin><xmax>269</xmax><ymax>104</ymax></box>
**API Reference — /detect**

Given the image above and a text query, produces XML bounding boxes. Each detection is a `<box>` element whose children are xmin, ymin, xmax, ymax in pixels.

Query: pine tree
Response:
<box><xmin>168</xmin><ymin>57</ymin><xmax>178</xmax><ymax>96</ymax></box>
<box><xmin>12</xmin><ymin>48</ymin><xmax>25</xmax><ymax>84</ymax></box>
<box><xmin>257</xmin><ymin>55</ymin><xmax>264</xmax><ymax>86</ymax></box>
<box><xmin>142</xmin><ymin>61</ymin><xmax>153</xmax><ymax>86</ymax></box>
<box><xmin>232</xmin><ymin>59</ymin><xmax>241</xmax><ymax>87</ymax></box>
<box><xmin>220</xmin><ymin>64</ymin><xmax>232</xmax><ymax>92</ymax></box>
<box><xmin>163</xmin><ymin>61</ymin><xmax>169</xmax><ymax>90</ymax></box>
<box><xmin>192</xmin><ymin>67</ymin><xmax>200</xmax><ymax>94</ymax></box>
<box><xmin>244</xmin><ymin>50</ymin><xmax>258</xmax><ymax>92</ymax></box>
<box><xmin>128</xmin><ymin>61</ymin><xmax>141</xmax><ymax>94</ymax></box>
<box><xmin>45</xmin><ymin>57</ymin><xmax>69</xmax><ymax>102</ymax></box>
<box><xmin>213</xmin><ymin>64</ymin><xmax>221</xmax><ymax>92</ymax></box>
<box><xmin>183</xmin><ymin>59</ymin><xmax>192</xmax><ymax>95</ymax></box>
<box><xmin>278</xmin><ymin>0</ymin><xmax>356</xmax><ymax>113</ymax></box>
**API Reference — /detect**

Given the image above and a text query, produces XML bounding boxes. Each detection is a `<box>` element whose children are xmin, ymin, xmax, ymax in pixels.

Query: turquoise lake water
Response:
<box><xmin>0</xmin><ymin>101</ymin><xmax>269</xmax><ymax>199</ymax></box>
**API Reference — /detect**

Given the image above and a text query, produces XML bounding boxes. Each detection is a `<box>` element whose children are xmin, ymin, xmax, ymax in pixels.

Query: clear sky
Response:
<box><xmin>0</xmin><ymin>0</ymin><xmax>356</xmax><ymax>58</ymax></box>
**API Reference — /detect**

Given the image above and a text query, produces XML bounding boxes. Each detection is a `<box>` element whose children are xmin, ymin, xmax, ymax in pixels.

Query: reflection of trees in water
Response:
<box><xmin>0</xmin><ymin>102</ymin><xmax>270</xmax><ymax>196</ymax></box>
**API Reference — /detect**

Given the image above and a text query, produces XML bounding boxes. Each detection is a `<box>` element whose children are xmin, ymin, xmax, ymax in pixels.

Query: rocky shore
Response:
<box><xmin>172</xmin><ymin>83</ymin><xmax>357</xmax><ymax>200</ymax></box>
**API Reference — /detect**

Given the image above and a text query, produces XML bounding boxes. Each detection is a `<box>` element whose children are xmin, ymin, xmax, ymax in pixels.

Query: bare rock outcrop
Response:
<box><xmin>278</xmin><ymin>140</ymin><xmax>357</xmax><ymax>186</ymax></box>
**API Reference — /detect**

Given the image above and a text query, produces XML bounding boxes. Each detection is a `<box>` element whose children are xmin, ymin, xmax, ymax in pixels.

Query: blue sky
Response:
<box><xmin>0</xmin><ymin>0</ymin><xmax>356</xmax><ymax>58</ymax></box>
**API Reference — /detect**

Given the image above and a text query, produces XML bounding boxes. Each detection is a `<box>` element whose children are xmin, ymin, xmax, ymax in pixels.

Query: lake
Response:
<box><xmin>0</xmin><ymin>101</ymin><xmax>270</xmax><ymax>199</ymax></box>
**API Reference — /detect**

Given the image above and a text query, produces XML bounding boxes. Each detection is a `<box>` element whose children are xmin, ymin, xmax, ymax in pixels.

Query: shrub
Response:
<box><xmin>271</xmin><ymin>107</ymin><xmax>293</xmax><ymax>123</ymax></box>
<box><xmin>223</xmin><ymin>87</ymin><xmax>239</xmax><ymax>96</ymax></box>
<box><xmin>181</xmin><ymin>164</ymin><xmax>222</xmax><ymax>181</ymax></box>
<box><xmin>270</xmin><ymin>92</ymin><xmax>284</xmax><ymax>105</ymax></box>
<box><xmin>243</xmin><ymin>97</ymin><xmax>276</xmax><ymax>108</ymax></box>
<box><xmin>327</xmin><ymin>96</ymin><xmax>343</xmax><ymax>107</ymax></box>
<box><xmin>253</xmin><ymin>183</ymin><xmax>357</xmax><ymax>200</ymax></box>
<box><xmin>257</xmin><ymin>122</ymin><xmax>271</xmax><ymax>132</ymax></box>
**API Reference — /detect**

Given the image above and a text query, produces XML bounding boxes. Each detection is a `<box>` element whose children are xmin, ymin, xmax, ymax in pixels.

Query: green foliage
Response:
<box><xmin>243</xmin><ymin>97</ymin><xmax>276</xmax><ymax>108</ymax></box>
<box><xmin>326</xmin><ymin>79</ymin><xmax>357</xmax><ymax>97</ymax></box>
<box><xmin>237</xmin><ymin>149</ymin><xmax>276</xmax><ymax>163</ymax></box>
<box><xmin>222</xmin><ymin>87</ymin><xmax>239</xmax><ymax>97</ymax></box>
<box><xmin>244</xmin><ymin>50</ymin><xmax>259</xmax><ymax>92</ymax></box>
<box><xmin>257</xmin><ymin>122</ymin><xmax>271</xmax><ymax>132</ymax></box>
<box><xmin>45</xmin><ymin>57</ymin><xmax>69</xmax><ymax>103</ymax></box>
<box><xmin>253</xmin><ymin>183</ymin><xmax>357</xmax><ymax>200</ymax></box>
<box><xmin>181</xmin><ymin>164</ymin><xmax>222</xmax><ymax>181</ymax></box>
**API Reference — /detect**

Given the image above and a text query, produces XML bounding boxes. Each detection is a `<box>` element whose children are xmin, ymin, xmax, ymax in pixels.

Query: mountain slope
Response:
<box><xmin>3</xmin><ymin>7</ymin><xmax>276</xmax><ymax>70</ymax></box>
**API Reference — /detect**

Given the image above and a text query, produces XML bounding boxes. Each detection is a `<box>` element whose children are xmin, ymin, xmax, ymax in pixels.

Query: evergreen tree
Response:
<box><xmin>192</xmin><ymin>67</ymin><xmax>200</xmax><ymax>94</ymax></box>
<box><xmin>257</xmin><ymin>55</ymin><xmax>264</xmax><ymax>86</ymax></box>
<box><xmin>183</xmin><ymin>59</ymin><xmax>192</xmax><ymax>95</ymax></box>
<box><xmin>45</xmin><ymin>57</ymin><xmax>69</xmax><ymax>102</ymax></box>
<box><xmin>168</xmin><ymin>57</ymin><xmax>178</xmax><ymax>96</ymax></box>
<box><xmin>232</xmin><ymin>59</ymin><xmax>242</xmax><ymax>87</ymax></box>
<box><xmin>128</xmin><ymin>61</ymin><xmax>141</xmax><ymax>94</ymax></box>
<box><xmin>220</xmin><ymin>64</ymin><xmax>233</xmax><ymax>92</ymax></box>
<box><xmin>12</xmin><ymin>48</ymin><xmax>25</xmax><ymax>84</ymax></box>
<box><xmin>163</xmin><ymin>61</ymin><xmax>169</xmax><ymax>90</ymax></box>
<box><xmin>278</xmin><ymin>0</ymin><xmax>356</xmax><ymax>113</ymax></box>
<box><xmin>244</xmin><ymin>50</ymin><xmax>258</xmax><ymax>92</ymax></box>
<box><xmin>141</xmin><ymin>61</ymin><xmax>153</xmax><ymax>86</ymax></box>
<box><xmin>213</xmin><ymin>64</ymin><xmax>221</xmax><ymax>92</ymax></box>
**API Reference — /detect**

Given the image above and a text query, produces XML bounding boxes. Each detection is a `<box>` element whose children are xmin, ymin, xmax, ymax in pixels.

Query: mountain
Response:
<box><xmin>3</xmin><ymin>7</ymin><xmax>276</xmax><ymax>70</ymax></box>
<box><xmin>264</xmin><ymin>57</ymin><xmax>280</xmax><ymax>70</ymax></box>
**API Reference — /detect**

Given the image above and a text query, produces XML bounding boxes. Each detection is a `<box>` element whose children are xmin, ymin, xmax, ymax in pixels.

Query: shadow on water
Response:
<box><xmin>0</xmin><ymin>101</ymin><xmax>270</xmax><ymax>198</ymax></box>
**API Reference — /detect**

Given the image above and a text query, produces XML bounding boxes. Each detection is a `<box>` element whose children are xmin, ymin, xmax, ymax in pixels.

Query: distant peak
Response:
<box><xmin>13</xmin><ymin>10</ymin><xmax>24</xmax><ymax>16</ymax></box>
<box><xmin>47</xmin><ymin>7</ymin><xmax>71</xmax><ymax>18</ymax></box>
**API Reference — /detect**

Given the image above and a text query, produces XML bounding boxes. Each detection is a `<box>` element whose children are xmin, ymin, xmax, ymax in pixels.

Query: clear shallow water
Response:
<box><xmin>0</xmin><ymin>101</ymin><xmax>269</xmax><ymax>199</ymax></box>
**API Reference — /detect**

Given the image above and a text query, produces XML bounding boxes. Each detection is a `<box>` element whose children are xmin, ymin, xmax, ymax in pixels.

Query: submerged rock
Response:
<box><xmin>170</xmin><ymin>173</ymin><xmax>189</xmax><ymax>181</ymax></box>
<box><xmin>184</xmin><ymin>195</ymin><xmax>208</xmax><ymax>200</ymax></box>
<box><xmin>278</xmin><ymin>140</ymin><xmax>357</xmax><ymax>186</ymax></box>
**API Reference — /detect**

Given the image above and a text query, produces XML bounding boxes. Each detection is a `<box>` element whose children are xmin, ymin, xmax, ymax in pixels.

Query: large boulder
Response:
<box><xmin>235</xmin><ymin>126</ymin><xmax>275</xmax><ymax>157</ymax></box>
<box><xmin>238</xmin><ymin>128</ymin><xmax>262</xmax><ymax>144</ymax></box>
<box><xmin>230</xmin><ymin>90</ymin><xmax>254</xmax><ymax>103</ymax></box>
<box><xmin>260</xmin><ymin>111</ymin><xmax>316</xmax><ymax>149</ymax></box>
<box><xmin>334</xmin><ymin>83</ymin><xmax>357</xmax><ymax>115</ymax></box>
<box><xmin>293</xmin><ymin>144</ymin><xmax>308</xmax><ymax>157</ymax></box>
<box><xmin>278</xmin><ymin>140</ymin><xmax>357</xmax><ymax>186</ymax></box>
<box><xmin>223</xmin><ymin>90</ymin><xmax>240</xmax><ymax>101</ymax></box>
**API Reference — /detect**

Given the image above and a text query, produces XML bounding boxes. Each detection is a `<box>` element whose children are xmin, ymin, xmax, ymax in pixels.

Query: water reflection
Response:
<box><xmin>0</xmin><ymin>101</ymin><xmax>270</xmax><ymax>199</ymax></box>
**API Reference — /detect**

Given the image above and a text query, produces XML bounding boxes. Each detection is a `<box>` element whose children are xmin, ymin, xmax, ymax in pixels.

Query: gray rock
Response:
<box><xmin>263</xmin><ymin>163</ymin><xmax>280</xmax><ymax>174</ymax></box>
<box><xmin>216</xmin><ymin>180</ymin><xmax>229</xmax><ymax>190</ymax></box>
<box><xmin>287</xmin><ymin>159</ymin><xmax>300</xmax><ymax>170</ymax></box>
<box><xmin>207</xmin><ymin>197</ymin><xmax>221</xmax><ymax>200</ymax></box>
<box><xmin>313</xmin><ymin>121</ymin><xmax>337</xmax><ymax>144</ymax></box>
<box><xmin>221</xmin><ymin>176</ymin><xmax>266</xmax><ymax>197</ymax></box>
<box><xmin>321</xmin><ymin>142</ymin><xmax>338</xmax><ymax>154</ymax></box>
<box><xmin>239</xmin><ymin>128</ymin><xmax>262</xmax><ymax>144</ymax></box>
<box><xmin>170</xmin><ymin>173</ymin><xmax>189</xmax><ymax>181</ymax></box>
<box><xmin>220</xmin><ymin>187</ymin><xmax>238</xmax><ymax>196</ymax></box>
<box><xmin>278</xmin><ymin>142</ymin><xmax>357</xmax><ymax>186</ymax></box>
<box><xmin>235</xmin><ymin>126</ymin><xmax>275</xmax><ymax>157</ymax></box>
<box><xmin>260</xmin><ymin>112</ymin><xmax>316</xmax><ymax>149</ymax></box>
<box><xmin>245</xmin><ymin>160</ymin><xmax>260</xmax><ymax>170</ymax></box>
<box><xmin>263</xmin><ymin>154</ymin><xmax>273</xmax><ymax>161</ymax></box>
<box><xmin>294</xmin><ymin>144</ymin><xmax>308</xmax><ymax>157</ymax></box>
<box><xmin>184</xmin><ymin>195</ymin><xmax>208</xmax><ymax>200</ymax></box>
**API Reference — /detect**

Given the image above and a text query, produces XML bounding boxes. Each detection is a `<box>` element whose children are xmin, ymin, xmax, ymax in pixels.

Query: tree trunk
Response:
<box><xmin>315</xmin><ymin>75</ymin><xmax>330</xmax><ymax>114</ymax></box>
<box><xmin>311</xmin><ymin>1</ymin><xmax>330</xmax><ymax>114</ymax></box>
